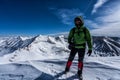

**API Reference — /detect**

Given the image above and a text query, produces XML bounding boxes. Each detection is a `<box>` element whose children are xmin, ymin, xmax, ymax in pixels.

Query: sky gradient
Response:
<box><xmin>0</xmin><ymin>0</ymin><xmax>120</xmax><ymax>36</ymax></box>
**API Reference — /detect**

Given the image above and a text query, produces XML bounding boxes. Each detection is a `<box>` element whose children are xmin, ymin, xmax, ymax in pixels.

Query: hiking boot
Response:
<box><xmin>64</xmin><ymin>67</ymin><xmax>69</xmax><ymax>73</ymax></box>
<box><xmin>77</xmin><ymin>69</ymin><xmax>82</xmax><ymax>76</ymax></box>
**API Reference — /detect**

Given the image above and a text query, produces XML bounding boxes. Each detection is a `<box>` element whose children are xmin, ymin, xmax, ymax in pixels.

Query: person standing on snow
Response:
<box><xmin>64</xmin><ymin>16</ymin><xmax>93</xmax><ymax>77</ymax></box>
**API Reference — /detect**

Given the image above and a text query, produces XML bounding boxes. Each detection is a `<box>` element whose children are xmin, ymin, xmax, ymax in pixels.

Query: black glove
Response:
<box><xmin>87</xmin><ymin>50</ymin><xmax>92</xmax><ymax>56</ymax></box>
<box><xmin>68</xmin><ymin>43</ymin><xmax>75</xmax><ymax>50</ymax></box>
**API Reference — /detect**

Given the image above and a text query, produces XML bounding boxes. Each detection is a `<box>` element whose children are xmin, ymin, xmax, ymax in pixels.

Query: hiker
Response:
<box><xmin>65</xmin><ymin>16</ymin><xmax>93</xmax><ymax>77</ymax></box>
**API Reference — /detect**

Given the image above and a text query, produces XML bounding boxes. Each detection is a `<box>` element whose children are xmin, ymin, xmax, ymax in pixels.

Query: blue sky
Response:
<box><xmin>0</xmin><ymin>0</ymin><xmax>120</xmax><ymax>36</ymax></box>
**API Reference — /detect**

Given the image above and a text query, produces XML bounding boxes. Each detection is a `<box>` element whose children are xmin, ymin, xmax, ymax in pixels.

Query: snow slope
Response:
<box><xmin>33</xmin><ymin>56</ymin><xmax>120</xmax><ymax>80</ymax></box>
<box><xmin>0</xmin><ymin>35</ymin><xmax>69</xmax><ymax>64</ymax></box>
<box><xmin>0</xmin><ymin>56</ymin><xmax>120</xmax><ymax>80</ymax></box>
<box><xmin>0</xmin><ymin>34</ymin><xmax>120</xmax><ymax>80</ymax></box>
<box><xmin>93</xmin><ymin>36</ymin><xmax>120</xmax><ymax>57</ymax></box>
<box><xmin>0</xmin><ymin>34</ymin><xmax>120</xmax><ymax>62</ymax></box>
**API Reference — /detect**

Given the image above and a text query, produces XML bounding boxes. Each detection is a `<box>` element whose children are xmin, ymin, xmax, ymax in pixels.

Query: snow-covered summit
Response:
<box><xmin>0</xmin><ymin>35</ymin><xmax>69</xmax><ymax>63</ymax></box>
<box><xmin>0</xmin><ymin>33</ymin><xmax>120</xmax><ymax>64</ymax></box>
<box><xmin>0</xmin><ymin>35</ymin><xmax>120</xmax><ymax>80</ymax></box>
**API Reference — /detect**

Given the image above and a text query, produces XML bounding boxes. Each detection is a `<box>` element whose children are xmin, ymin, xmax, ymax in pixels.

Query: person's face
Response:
<box><xmin>75</xmin><ymin>20</ymin><xmax>81</xmax><ymax>25</ymax></box>
<box><xmin>75</xmin><ymin>19</ymin><xmax>82</xmax><ymax>26</ymax></box>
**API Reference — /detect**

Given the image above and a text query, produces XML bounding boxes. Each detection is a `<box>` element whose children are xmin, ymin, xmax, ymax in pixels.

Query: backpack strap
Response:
<box><xmin>72</xmin><ymin>27</ymin><xmax>76</xmax><ymax>37</ymax></box>
<box><xmin>72</xmin><ymin>27</ymin><xmax>87</xmax><ymax>40</ymax></box>
<box><xmin>83</xmin><ymin>27</ymin><xmax>87</xmax><ymax>40</ymax></box>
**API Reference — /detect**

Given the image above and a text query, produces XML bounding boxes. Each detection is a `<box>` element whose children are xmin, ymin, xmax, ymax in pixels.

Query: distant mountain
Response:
<box><xmin>93</xmin><ymin>36</ymin><xmax>120</xmax><ymax>57</ymax></box>
<box><xmin>0</xmin><ymin>35</ymin><xmax>69</xmax><ymax>62</ymax></box>
<box><xmin>0</xmin><ymin>36</ymin><xmax>36</xmax><ymax>56</ymax></box>
<box><xmin>0</xmin><ymin>34</ymin><xmax>120</xmax><ymax>62</ymax></box>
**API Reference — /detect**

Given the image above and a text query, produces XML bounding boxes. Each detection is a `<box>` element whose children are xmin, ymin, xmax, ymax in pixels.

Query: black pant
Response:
<box><xmin>68</xmin><ymin>48</ymin><xmax>85</xmax><ymax>62</ymax></box>
<box><xmin>65</xmin><ymin>48</ymin><xmax>85</xmax><ymax>73</ymax></box>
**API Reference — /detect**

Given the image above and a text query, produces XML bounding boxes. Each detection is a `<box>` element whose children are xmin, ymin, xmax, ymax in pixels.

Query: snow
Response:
<box><xmin>28</xmin><ymin>56</ymin><xmax>120</xmax><ymax>80</ymax></box>
<box><xmin>0</xmin><ymin>35</ymin><xmax>69</xmax><ymax>64</ymax></box>
<box><xmin>0</xmin><ymin>63</ymin><xmax>41</xmax><ymax>80</ymax></box>
<box><xmin>0</xmin><ymin>56</ymin><xmax>120</xmax><ymax>80</ymax></box>
<box><xmin>0</xmin><ymin>35</ymin><xmax>120</xmax><ymax>80</ymax></box>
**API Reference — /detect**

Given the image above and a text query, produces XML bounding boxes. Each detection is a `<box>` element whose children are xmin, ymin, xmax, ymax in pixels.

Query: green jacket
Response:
<box><xmin>68</xmin><ymin>26</ymin><xmax>92</xmax><ymax>50</ymax></box>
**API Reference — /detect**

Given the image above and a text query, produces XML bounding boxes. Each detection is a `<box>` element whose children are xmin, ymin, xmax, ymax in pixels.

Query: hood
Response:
<box><xmin>74</xmin><ymin>16</ymin><xmax>84</xmax><ymax>25</ymax></box>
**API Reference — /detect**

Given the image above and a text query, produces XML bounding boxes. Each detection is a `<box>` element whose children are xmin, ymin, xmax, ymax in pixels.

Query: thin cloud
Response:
<box><xmin>91</xmin><ymin>1</ymin><xmax>120</xmax><ymax>36</ymax></box>
<box><xmin>91</xmin><ymin>22</ymin><xmax>120</xmax><ymax>37</ymax></box>
<box><xmin>92</xmin><ymin>0</ymin><xmax>109</xmax><ymax>14</ymax></box>
<box><xmin>49</xmin><ymin>8</ymin><xmax>99</xmax><ymax>28</ymax></box>
<box><xmin>53</xmin><ymin>8</ymin><xmax>84</xmax><ymax>25</ymax></box>
<box><xmin>95</xmin><ymin>2</ymin><xmax>120</xmax><ymax>27</ymax></box>
<box><xmin>84</xmin><ymin>20</ymin><xmax>99</xmax><ymax>29</ymax></box>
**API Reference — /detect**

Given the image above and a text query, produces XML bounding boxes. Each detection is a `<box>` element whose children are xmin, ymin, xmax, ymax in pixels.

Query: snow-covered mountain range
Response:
<box><xmin>0</xmin><ymin>34</ymin><xmax>120</xmax><ymax>58</ymax></box>
<box><xmin>0</xmin><ymin>33</ymin><xmax>120</xmax><ymax>80</ymax></box>
<box><xmin>93</xmin><ymin>36</ymin><xmax>120</xmax><ymax>57</ymax></box>
<box><xmin>0</xmin><ymin>35</ymin><xmax>69</xmax><ymax>63</ymax></box>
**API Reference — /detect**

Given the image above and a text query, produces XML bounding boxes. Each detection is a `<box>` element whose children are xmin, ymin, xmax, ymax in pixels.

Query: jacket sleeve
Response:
<box><xmin>85</xmin><ymin>28</ymin><xmax>93</xmax><ymax>50</ymax></box>
<box><xmin>68</xmin><ymin>28</ymin><xmax>74</xmax><ymax>44</ymax></box>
